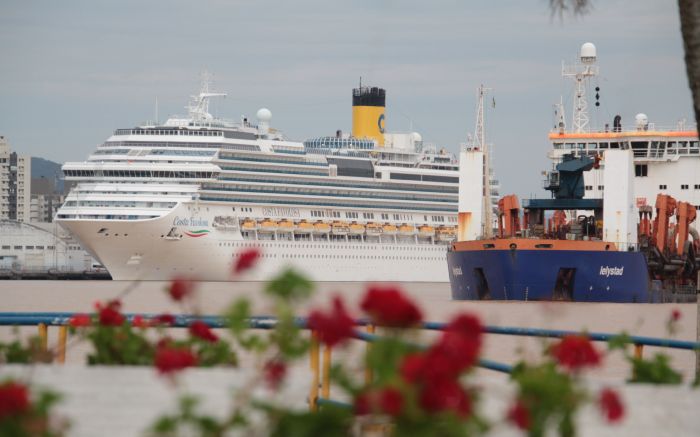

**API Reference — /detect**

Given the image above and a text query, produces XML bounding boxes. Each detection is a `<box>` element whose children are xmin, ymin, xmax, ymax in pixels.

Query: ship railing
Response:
<box><xmin>1</xmin><ymin>312</ymin><xmax>699</xmax><ymax>411</ymax></box>
<box><xmin>549</xmin><ymin>122</ymin><xmax>698</xmax><ymax>135</ymax></box>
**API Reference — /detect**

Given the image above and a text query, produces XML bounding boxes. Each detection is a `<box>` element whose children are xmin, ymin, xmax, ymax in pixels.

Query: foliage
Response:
<box><xmin>0</xmin><ymin>379</ymin><xmax>68</xmax><ymax>437</ymax></box>
<box><xmin>0</xmin><ymin>329</ymin><xmax>50</xmax><ymax>364</ymax></box>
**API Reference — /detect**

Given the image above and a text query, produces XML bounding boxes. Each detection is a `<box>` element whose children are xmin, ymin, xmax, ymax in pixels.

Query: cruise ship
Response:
<box><xmin>56</xmin><ymin>81</ymin><xmax>483</xmax><ymax>281</ymax></box>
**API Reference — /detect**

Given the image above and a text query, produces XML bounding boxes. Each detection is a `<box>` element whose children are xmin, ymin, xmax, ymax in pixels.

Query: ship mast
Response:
<box><xmin>562</xmin><ymin>42</ymin><xmax>599</xmax><ymax>133</ymax></box>
<box><xmin>473</xmin><ymin>84</ymin><xmax>493</xmax><ymax>238</ymax></box>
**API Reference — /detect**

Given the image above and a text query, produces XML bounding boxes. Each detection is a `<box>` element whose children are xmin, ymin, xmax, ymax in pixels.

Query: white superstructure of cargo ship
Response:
<box><xmin>56</xmin><ymin>80</ymin><xmax>482</xmax><ymax>281</ymax></box>
<box><xmin>547</xmin><ymin>43</ymin><xmax>699</xmax><ymax>212</ymax></box>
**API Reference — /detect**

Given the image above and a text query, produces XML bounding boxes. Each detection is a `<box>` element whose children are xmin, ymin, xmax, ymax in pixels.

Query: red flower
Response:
<box><xmin>360</xmin><ymin>286</ymin><xmax>422</xmax><ymax>327</ymax></box>
<box><xmin>69</xmin><ymin>313</ymin><xmax>91</xmax><ymax>327</ymax></box>
<box><xmin>233</xmin><ymin>248</ymin><xmax>261</xmax><ymax>274</ymax></box>
<box><xmin>671</xmin><ymin>309</ymin><xmax>681</xmax><ymax>322</ymax></box>
<box><xmin>433</xmin><ymin>313</ymin><xmax>483</xmax><ymax>373</ymax></box>
<box><xmin>189</xmin><ymin>320</ymin><xmax>218</xmax><ymax>343</ymax></box>
<box><xmin>263</xmin><ymin>359</ymin><xmax>287</xmax><ymax>390</ymax></box>
<box><xmin>353</xmin><ymin>387</ymin><xmax>404</xmax><ymax>417</ymax></box>
<box><xmin>168</xmin><ymin>278</ymin><xmax>195</xmax><ymax>302</ymax></box>
<box><xmin>307</xmin><ymin>296</ymin><xmax>355</xmax><ymax>347</ymax></box>
<box><xmin>419</xmin><ymin>379</ymin><xmax>472</xmax><ymax>418</ymax></box>
<box><xmin>507</xmin><ymin>400</ymin><xmax>531</xmax><ymax>430</ymax></box>
<box><xmin>0</xmin><ymin>381</ymin><xmax>30</xmax><ymax>419</ymax></box>
<box><xmin>96</xmin><ymin>299</ymin><xmax>125</xmax><ymax>327</ymax></box>
<box><xmin>131</xmin><ymin>315</ymin><xmax>148</xmax><ymax>329</ymax></box>
<box><xmin>550</xmin><ymin>335</ymin><xmax>601</xmax><ymax>371</ymax></box>
<box><xmin>400</xmin><ymin>353</ymin><xmax>427</xmax><ymax>383</ymax></box>
<box><xmin>154</xmin><ymin>346</ymin><xmax>197</xmax><ymax>375</ymax></box>
<box><xmin>153</xmin><ymin>313</ymin><xmax>176</xmax><ymax>326</ymax></box>
<box><xmin>599</xmin><ymin>388</ymin><xmax>625</xmax><ymax>423</ymax></box>
<box><xmin>378</xmin><ymin>387</ymin><xmax>403</xmax><ymax>417</ymax></box>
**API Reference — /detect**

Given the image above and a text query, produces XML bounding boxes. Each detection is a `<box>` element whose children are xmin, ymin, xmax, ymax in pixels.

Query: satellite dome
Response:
<box><xmin>410</xmin><ymin>132</ymin><xmax>423</xmax><ymax>143</ymax></box>
<box><xmin>635</xmin><ymin>113</ymin><xmax>649</xmax><ymax>129</ymax></box>
<box><xmin>256</xmin><ymin>108</ymin><xmax>272</xmax><ymax>121</ymax></box>
<box><xmin>580</xmin><ymin>42</ymin><xmax>597</xmax><ymax>63</ymax></box>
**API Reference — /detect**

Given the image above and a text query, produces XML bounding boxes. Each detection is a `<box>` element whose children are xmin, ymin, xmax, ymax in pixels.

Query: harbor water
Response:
<box><xmin>1</xmin><ymin>279</ymin><xmax>698</xmax><ymax>378</ymax></box>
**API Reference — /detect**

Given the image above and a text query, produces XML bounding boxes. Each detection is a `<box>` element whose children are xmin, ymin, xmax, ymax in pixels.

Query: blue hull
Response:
<box><xmin>447</xmin><ymin>249</ymin><xmax>655</xmax><ymax>303</ymax></box>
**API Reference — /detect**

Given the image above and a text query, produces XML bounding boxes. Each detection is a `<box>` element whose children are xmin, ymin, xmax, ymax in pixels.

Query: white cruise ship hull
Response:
<box><xmin>58</xmin><ymin>203</ymin><xmax>449</xmax><ymax>282</ymax></box>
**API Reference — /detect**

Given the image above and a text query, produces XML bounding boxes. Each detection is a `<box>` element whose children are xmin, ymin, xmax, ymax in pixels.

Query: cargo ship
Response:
<box><xmin>447</xmin><ymin>43</ymin><xmax>699</xmax><ymax>303</ymax></box>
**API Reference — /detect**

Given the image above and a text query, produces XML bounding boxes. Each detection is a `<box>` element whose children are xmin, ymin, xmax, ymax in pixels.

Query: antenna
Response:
<box><xmin>471</xmin><ymin>84</ymin><xmax>494</xmax><ymax>238</ymax></box>
<box><xmin>187</xmin><ymin>70</ymin><xmax>227</xmax><ymax>121</ymax></box>
<box><xmin>562</xmin><ymin>42</ymin><xmax>599</xmax><ymax>133</ymax></box>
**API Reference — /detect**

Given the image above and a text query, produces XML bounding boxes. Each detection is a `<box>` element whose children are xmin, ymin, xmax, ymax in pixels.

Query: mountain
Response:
<box><xmin>31</xmin><ymin>157</ymin><xmax>64</xmax><ymax>193</ymax></box>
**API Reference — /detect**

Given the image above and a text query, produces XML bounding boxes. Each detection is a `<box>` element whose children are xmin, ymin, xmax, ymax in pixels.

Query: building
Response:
<box><xmin>30</xmin><ymin>177</ymin><xmax>65</xmax><ymax>223</ymax></box>
<box><xmin>0</xmin><ymin>136</ymin><xmax>32</xmax><ymax>222</ymax></box>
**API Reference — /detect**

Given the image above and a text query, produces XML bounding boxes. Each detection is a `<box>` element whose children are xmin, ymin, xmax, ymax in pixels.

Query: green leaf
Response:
<box><xmin>607</xmin><ymin>332</ymin><xmax>631</xmax><ymax>351</ymax></box>
<box><xmin>628</xmin><ymin>353</ymin><xmax>683</xmax><ymax>384</ymax></box>
<box><xmin>264</xmin><ymin>269</ymin><xmax>314</xmax><ymax>302</ymax></box>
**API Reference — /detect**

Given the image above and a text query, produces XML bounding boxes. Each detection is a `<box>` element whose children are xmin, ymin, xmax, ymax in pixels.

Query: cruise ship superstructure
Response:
<box><xmin>56</xmin><ymin>82</ymin><xmax>475</xmax><ymax>281</ymax></box>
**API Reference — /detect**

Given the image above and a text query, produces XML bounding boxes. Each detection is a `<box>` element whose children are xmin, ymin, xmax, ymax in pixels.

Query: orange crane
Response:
<box><xmin>497</xmin><ymin>195</ymin><xmax>521</xmax><ymax>238</ymax></box>
<box><xmin>674</xmin><ymin>201</ymin><xmax>697</xmax><ymax>257</ymax></box>
<box><xmin>652</xmin><ymin>194</ymin><xmax>677</xmax><ymax>256</ymax></box>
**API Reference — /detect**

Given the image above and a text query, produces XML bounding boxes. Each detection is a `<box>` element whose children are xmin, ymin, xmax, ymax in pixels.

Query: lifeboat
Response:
<box><xmin>331</xmin><ymin>221</ymin><xmax>350</xmax><ymax>235</ymax></box>
<box><xmin>349</xmin><ymin>222</ymin><xmax>365</xmax><ymax>235</ymax></box>
<box><xmin>366</xmin><ymin>222</ymin><xmax>383</xmax><ymax>236</ymax></box>
<box><xmin>382</xmin><ymin>223</ymin><xmax>398</xmax><ymax>235</ymax></box>
<box><xmin>398</xmin><ymin>223</ymin><xmax>417</xmax><ymax>236</ymax></box>
<box><xmin>277</xmin><ymin>219</ymin><xmax>295</xmax><ymax>233</ymax></box>
<box><xmin>241</xmin><ymin>218</ymin><xmax>258</xmax><ymax>231</ymax></box>
<box><xmin>418</xmin><ymin>224</ymin><xmax>435</xmax><ymax>237</ymax></box>
<box><xmin>258</xmin><ymin>218</ymin><xmax>279</xmax><ymax>233</ymax></box>
<box><xmin>437</xmin><ymin>226</ymin><xmax>457</xmax><ymax>242</ymax></box>
<box><xmin>313</xmin><ymin>221</ymin><xmax>331</xmax><ymax>234</ymax></box>
<box><xmin>295</xmin><ymin>220</ymin><xmax>314</xmax><ymax>234</ymax></box>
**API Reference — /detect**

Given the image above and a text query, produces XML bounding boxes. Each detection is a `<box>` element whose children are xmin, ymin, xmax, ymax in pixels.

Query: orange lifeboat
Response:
<box><xmin>277</xmin><ymin>219</ymin><xmax>295</xmax><ymax>233</ymax></box>
<box><xmin>382</xmin><ymin>223</ymin><xmax>398</xmax><ymax>235</ymax></box>
<box><xmin>437</xmin><ymin>226</ymin><xmax>457</xmax><ymax>242</ymax></box>
<box><xmin>295</xmin><ymin>220</ymin><xmax>314</xmax><ymax>234</ymax></box>
<box><xmin>418</xmin><ymin>224</ymin><xmax>435</xmax><ymax>237</ymax></box>
<box><xmin>366</xmin><ymin>222</ymin><xmax>383</xmax><ymax>236</ymax></box>
<box><xmin>331</xmin><ymin>221</ymin><xmax>350</xmax><ymax>235</ymax></box>
<box><xmin>399</xmin><ymin>223</ymin><xmax>417</xmax><ymax>236</ymax></box>
<box><xmin>258</xmin><ymin>218</ymin><xmax>278</xmax><ymax>233</ymax></box>
<box><xmin>241</xmin><ymin>218</ymin><xmax>258</xmax><ymax>231</ymax></box>
<box><xmin>349</xmin><ymin>222</ymin><xmax>365</xmax><ymax>235</ymax></box>
<box><xmin>313</xmin><ymin>221</ymin><xmax>331</xmax><ymax>234</ymax></box>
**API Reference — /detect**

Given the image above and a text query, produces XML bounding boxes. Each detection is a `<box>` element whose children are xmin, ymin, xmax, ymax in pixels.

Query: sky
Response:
<box><xmin>0</xmin><ymin>0</ymin><xmax>692</xmax><ymax>197</ymax></box>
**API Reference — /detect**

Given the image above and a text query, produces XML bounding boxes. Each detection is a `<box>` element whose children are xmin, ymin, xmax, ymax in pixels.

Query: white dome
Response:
<box><xmin>410</xmin><ymin>132</ymin><xmax>423</xmax><ymax>143</ymax></box>
<box><xmin>256</xmin><ymin>108</ymin><xmax>272</xmax><ymax>121</ymax></box>
<box><xmin>635</xmin><ymin>113</ymin><xmax>649</xmax><ymax>128</ymax></box>
<box><xmin>580</xmin><ymin>42</ymin><xmax>597</xmax><ymax>62</ymax></box>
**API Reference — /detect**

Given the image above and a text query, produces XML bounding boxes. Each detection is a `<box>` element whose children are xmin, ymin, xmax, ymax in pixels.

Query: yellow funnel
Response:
<box><xmin>352</xmin><ymin>86</ymin><xmax>385</xmax><ymax>146</ymax></box>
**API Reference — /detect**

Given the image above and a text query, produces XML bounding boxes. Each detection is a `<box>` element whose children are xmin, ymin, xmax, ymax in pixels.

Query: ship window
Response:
<box><xmin>1</xmin><ymin>246</ymin><xmax>9</xmax><ymax>250</ymax></box>
<box><xmin>681</xmin><ymin>184</ymin><xmax>689</xmax><ymax>190</ymax></box>
<box><xmin>695</xmin><ymin>185</ymin><xmax>700</xmax><ymax>190</ymax></box>
<box><xmin>587</xmin><ymin>143</ymin><xmax>598</xmax><ymax>149</ymax></box>
<box><xmin>598</xmin><ymin>185</ymin><xmax>604</xmax><ymax>191</ymax></box>
<box><xmin>659</xmin><ymin>184</ymin><xmax>667</xmax><ymax>190</ymax></box>
<box><xmin>634</xmin><ymin>164</ymin><xmax>648</xmax><ymax>177</ymax></box>
<box><xmin>599</xmin><ymin>142</ymin><xmax>609</xmax><ymax>149</ymax></box>
<box><xmin>14</xmin><ymin>246</ymin><xmax>22</xmax><ymax>250</ymax></box>
<box><xmin>585</xmin><ymin>185</ymin><xmax>593</xmax><ymax>191</ymax></box>
<box><xmin>610</xmin><ymin>142</ymin><xmax>621</xmax><ymax>149</ymax></box>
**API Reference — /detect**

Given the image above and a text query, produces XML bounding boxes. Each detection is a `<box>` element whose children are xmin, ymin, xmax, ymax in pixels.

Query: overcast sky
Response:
<box><xmin>0</xmin><ymin>0</ymin><xmax>692</xmax><ymax>197</ymax></box>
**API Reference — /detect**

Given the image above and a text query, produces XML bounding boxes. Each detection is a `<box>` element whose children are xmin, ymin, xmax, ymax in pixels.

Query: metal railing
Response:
<box><xmin>1</xmin><ymin>312</ymin><xmax>698</xmax><ymax>411</ymax></box>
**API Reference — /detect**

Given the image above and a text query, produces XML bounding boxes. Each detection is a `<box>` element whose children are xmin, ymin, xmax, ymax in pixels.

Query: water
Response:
<box><xmin>1</xmin><ymin>280</ymin><xmax>698</xmax><ymax>378</ymax></box>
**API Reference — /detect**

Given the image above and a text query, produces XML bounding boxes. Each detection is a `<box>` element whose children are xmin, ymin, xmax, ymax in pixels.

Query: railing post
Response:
<box><xmin>322</xmin><ymin>344</ymin><xmax>331</xmax><ymax>399</ymax></box>
<box><xmin>365</xmin><ymin>324</ymin><xmax>375</xmax><ymax>385</ymax></box>
<box><xmin>634</xmin><ymin>344</ymin><xmax>644</xmax><ymax>359</ymax></box>
<box><xmin>309</xmin><ymin>330</ymin><xmax>320</xmax><ymax>412</ymax></box>
<box><xmin>57</xmin><ymin>326</ymin><xmax>68</xmax><ymax>364</ymax></box>
<box><xmin>37</xmin><ymin>323</ymin><xmax>48</xmax><ymax>354</ymax></box>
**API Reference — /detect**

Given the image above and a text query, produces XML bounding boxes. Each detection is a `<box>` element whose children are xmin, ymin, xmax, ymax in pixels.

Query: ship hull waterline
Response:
<box><xmin>447</xmin><ymin>248</ymin><xmax>660</xmax><ymax>303</ymax></box>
